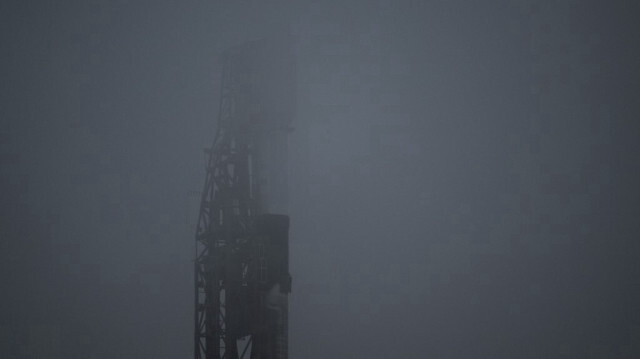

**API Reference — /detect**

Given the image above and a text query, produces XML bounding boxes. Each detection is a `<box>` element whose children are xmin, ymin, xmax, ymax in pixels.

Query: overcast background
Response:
<box><xmin>2</xmin><ymin>0</ymin><xmax>639</xmax><ymax>358</ymax></box>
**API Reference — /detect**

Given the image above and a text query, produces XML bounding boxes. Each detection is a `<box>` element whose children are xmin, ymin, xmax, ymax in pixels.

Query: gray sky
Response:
<box><xmin>1</xmin><ymin>0</ymin><xmax>639</xmax><ymax>358</ymax></box>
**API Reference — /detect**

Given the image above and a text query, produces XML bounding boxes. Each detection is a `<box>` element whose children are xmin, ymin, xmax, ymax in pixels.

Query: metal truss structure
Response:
<box><xmin>194</xmin><ymin>42</ymin><xmax>292</xmax><ymax>359</ymax></box>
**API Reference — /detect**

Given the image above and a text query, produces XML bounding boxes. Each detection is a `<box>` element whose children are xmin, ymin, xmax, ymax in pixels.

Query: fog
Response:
<box><xmin>1</xmin><ymin>1</ymin><xmax>639</xmax><ymax>358</ymax></box>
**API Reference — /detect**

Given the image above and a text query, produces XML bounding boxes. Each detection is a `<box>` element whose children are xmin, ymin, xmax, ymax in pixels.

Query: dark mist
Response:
<box><xmin>1</xmin><ymin>1</ymin><xmax>639</xmax><ymax>358</ymax></box>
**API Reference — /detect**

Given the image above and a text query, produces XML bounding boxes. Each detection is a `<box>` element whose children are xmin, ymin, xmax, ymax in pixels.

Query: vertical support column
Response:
<box><xmin>194</xmin><ymin>40</ymin><xmax>292</xmax><ymax>359</ymax></box>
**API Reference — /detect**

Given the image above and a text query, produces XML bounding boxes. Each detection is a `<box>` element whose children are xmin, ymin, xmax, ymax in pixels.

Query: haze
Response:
<box><xmin>1</xmin><ymin>0</ymin><xmax>639</xmax><ymax>358</ymax></box>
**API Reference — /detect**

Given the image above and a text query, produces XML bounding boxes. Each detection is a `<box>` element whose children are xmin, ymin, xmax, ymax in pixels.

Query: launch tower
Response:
<box><xmin>193</xmin><ymin>39</ymin><xmax>294</xmax><ymax>359</ymax></box>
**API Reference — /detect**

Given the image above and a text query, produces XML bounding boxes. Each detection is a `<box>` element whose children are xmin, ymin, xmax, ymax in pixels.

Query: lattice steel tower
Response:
<box><xmin>194</xmin><ymin>40</ymin><xmax>294</xmax><ymax>359</ymax></box>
